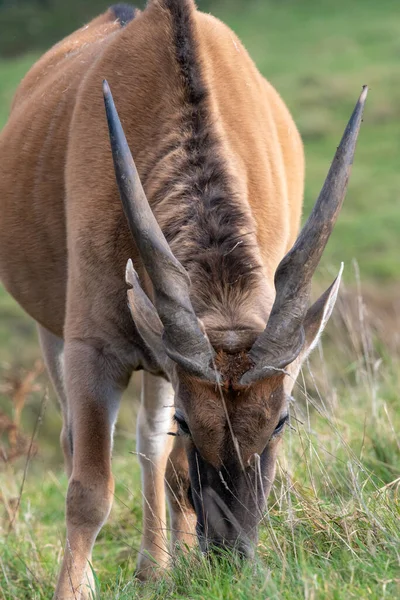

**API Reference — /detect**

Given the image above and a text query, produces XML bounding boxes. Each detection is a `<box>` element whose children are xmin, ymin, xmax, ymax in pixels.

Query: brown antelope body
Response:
<box><xmin>0</xmin><ymin>1</ymin><xmax>366</xmax><ymax>597</ymax></box>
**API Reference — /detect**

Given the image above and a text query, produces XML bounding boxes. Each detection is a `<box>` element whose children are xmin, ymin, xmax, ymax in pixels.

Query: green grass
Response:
<box><xmin>1</xmin><ymin>1</ymin><xmax>400</xmax><ymax>599</ymax></box>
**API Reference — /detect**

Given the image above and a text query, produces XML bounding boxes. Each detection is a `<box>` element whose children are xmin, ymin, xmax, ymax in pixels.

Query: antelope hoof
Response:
<box><xmin>135</xmin><ymin>555</ymin><xmax>167</xmax><ymax>582</ymax></box>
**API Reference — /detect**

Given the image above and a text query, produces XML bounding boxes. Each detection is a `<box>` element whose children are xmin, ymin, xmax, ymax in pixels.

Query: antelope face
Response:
<box><xmin>168</xmin><ymin>286</ymin><xmax>339</xmax><ymax>556</ymax></box>
<box><xmin>173</xmin><ymin>367</ymin><xmax>289</xmax><ymax>557</ymax></box>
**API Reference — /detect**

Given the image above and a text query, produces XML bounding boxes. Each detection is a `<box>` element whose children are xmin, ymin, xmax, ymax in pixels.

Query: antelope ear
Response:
<box><xmin>301</xmin><ymin>263</ymin><xmax>344</xmax><ymax>360</ymax></box>
<box><xmin>282</xmin><ymin>264</ymin><xmax>343</xmax><ymax>396</ymax></box>
<box><xmin>126</xmin><ymin>260</ymin><xmax>173</xmax><ymax>375</ymax></box>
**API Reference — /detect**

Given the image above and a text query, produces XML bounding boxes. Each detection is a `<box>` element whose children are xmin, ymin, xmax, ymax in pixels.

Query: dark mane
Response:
<box><xmin>148</xmin><ymin>0</ymin><xmax>262</xmax><ymax>328</ymax></box>
<box><xmin>163</xmin><ymin>0</ymin><xmax>207</xmax><ymax>105</ymax></box>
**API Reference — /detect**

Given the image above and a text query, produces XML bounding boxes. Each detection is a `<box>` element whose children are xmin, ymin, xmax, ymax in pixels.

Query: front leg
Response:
<box><xmin>136</xmin><ymin>373</ymin><xmax>175</xmax><ymax>579</ymax></box>
<box><xmin>54</xmin><ymin>340</ymin><xmax>129</xmax><ymax>600</ymax></box>
<box><xmin>166</xmin><ymin>435</ymin><xmax>197</xmax><ymax>555</ymax></box>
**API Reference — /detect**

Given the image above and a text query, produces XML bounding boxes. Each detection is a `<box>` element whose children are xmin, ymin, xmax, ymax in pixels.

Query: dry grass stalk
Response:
<box><xmin>0</xmin><ymin>360</ymin><xmax>43</xmax><ymax>464</ymax></box>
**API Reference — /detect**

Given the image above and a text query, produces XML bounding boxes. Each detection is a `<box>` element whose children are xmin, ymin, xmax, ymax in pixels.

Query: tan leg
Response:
<box><xmin>54</xmin><ymin>340</ymin><xmax>127</xmax><ymax>599</ymax></box>
<box><xmin>166</xmin><ymin>436</ymin><xmax>197</xmax><ymax>554</ymax></box>
<box><xmin>38</xmin><ymin>325</ymin><xmax>72</xmax><ymax>477</ymax></box>
<box><xmin>136</xmin><ymin>372</ymin><xmax>174</xmax><ymax>579</ymax></box>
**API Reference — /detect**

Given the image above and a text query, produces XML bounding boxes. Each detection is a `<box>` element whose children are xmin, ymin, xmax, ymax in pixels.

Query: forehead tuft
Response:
<box><xmin>214</xmin><ymin>350</ymin><xmax>253</xmax><ymax>388</ymax></box>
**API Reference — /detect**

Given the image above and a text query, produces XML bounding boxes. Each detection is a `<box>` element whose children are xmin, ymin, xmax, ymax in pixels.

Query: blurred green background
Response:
<box><xmin>0</xmin><ymin>0</ymin><xmax>399</xmax><ymax>457</ymax></box>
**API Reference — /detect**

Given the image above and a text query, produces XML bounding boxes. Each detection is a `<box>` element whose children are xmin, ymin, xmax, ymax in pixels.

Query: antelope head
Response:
<box><xmin>103</xmin><ymin>81</ymin><xmax>367</xmax><ymax>558</ymax></box>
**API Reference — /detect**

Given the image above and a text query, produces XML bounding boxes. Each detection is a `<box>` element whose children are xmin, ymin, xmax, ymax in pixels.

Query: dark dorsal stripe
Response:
<box><xmin>163</xmin><ymin>0</ymin><xmax>207</xmax><ymax>106</ymax></box>
<box><xmin>110</xmin><ymin>3</ymin><xmax>137</xmax><ymax>27</ymax></box>
<box><xmin>152</xmin><ymin>0</ymin><xmax>261</xmax><ymax>323</ymax></box>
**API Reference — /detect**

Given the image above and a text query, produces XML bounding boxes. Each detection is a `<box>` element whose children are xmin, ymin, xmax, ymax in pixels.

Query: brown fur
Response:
<box><xmin>176</xmin><ymin>367</ymin><xmax>285</xmax><ymax>468</ymax></box>
<box><xmin>214</xmin><ymin>351</ymin><xmax>254</xmax><ymax>388</ymax></box>
<box><xmin>0</xmin><ymin>0</ymin><xmax>306</xmax><ymax>594</ymax></box>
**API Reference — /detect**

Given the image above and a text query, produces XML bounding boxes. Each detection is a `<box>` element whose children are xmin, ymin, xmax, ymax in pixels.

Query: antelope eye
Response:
<box><xmin>273</xmin><ymin>414</ymin><xmax>289</xmax><ymax>436</ymax></box>
<box><xmin>174</xmin><ymin>412</ymin><xmax>191</xmax><ymax>437</ymax></box>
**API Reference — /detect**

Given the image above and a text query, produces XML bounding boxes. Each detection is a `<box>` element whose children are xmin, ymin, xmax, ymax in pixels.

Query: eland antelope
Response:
<box><xmin>0</xmin><ymin>0</ymin><xmax>367</xmax><ymax>597</ymax></box>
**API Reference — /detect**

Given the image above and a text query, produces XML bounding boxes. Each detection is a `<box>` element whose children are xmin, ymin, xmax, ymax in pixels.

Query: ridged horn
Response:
<box><xmin>242</xmin><ymin>86</ymin><xmax>368</xmax><ymax>384</ymax></box>
<box><xmin>103</xmin><ymin>80</ymin><xmax>216</xmax><ymax>381</ymax></box>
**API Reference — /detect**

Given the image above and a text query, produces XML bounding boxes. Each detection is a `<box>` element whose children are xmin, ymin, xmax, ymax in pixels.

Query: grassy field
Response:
<box><xmin>1</xmin><ymin>0</ymin><xmax>400</xmax><ymax>598</ymax></box>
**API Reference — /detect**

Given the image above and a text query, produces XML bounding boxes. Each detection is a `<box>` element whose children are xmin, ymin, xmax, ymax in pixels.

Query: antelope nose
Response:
<box><xmin>236</xmin><ymin>540</ymin><xmax>255</xmax><ymax>560</ymax></box>
<box><xmin>207</xmin><ymin>537</ymin><xmax>255</xmax><ymax>560</ymax></box>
